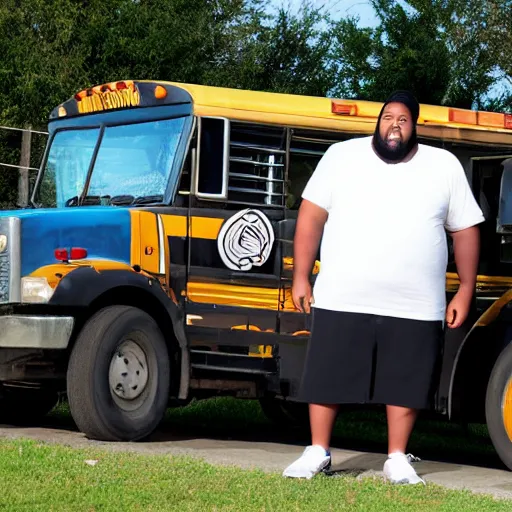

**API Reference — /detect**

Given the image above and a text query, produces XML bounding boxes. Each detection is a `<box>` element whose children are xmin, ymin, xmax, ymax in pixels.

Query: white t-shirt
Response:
<box><xmin>301</xmin><ymin>136</ymin><xmax>485</xmax><ymax>321</ymax></box>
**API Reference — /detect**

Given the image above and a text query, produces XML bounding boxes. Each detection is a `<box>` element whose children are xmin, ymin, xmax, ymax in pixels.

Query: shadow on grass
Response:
<box><xmin>2</xmin><ymin>395</ymin><xmax>505</xmax><ymax>472</ymax></box>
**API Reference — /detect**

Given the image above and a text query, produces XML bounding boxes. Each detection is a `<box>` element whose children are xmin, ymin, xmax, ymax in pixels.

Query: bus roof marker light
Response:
<box><xmin>449</xmin><ymin>108</ymin><xmax>477</xmax><ymax>125</ymax></box>
<box><xmin>331</xmin><ymin>101</ymin><xmax>358</xmax><ymax>116</ymax></box>
<box><xmin>505</xmin><ymin>114</ymin><xmax>512</xmax><ymax>130</ymax></box>
<box><xmin>477</xmin><ymin>111</ymin><xmax>505</xmax><ymax>128</ymax></box>
<box><xmin>155</xmin><ymin>85</ymin><xmax>167</xmax><ymax>100</ymax></box>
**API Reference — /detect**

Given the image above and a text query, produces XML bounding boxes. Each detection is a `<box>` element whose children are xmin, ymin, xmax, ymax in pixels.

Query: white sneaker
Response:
<box><xmin>383</xmin><ymin>452</ymin><xmax>425</xmax><ymax>485</ymax></box>
<box><xmin>282</xmin><ymin>445</ymin><xmax>331</xmax><ymax>479</ymax></box>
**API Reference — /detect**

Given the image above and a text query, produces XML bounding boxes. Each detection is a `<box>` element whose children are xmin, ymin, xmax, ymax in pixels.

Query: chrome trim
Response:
<box><xmin>230</xmin><ymin>142</ymin><xmax>286</xmax><ymax>154</ymax></box>
<box><xmin>229</xmin><ymin>172</ymin><xmax>284</xmax><ymax>183</ymax></box>
<box><xmin>8</xmin><ymin>217</ymin><xmax>21</xmax><ymax>303</ymax></box>
<box><xmin>0</xmin><ymin>216</ymin><xmax>21</xmax><ymax>304</ymax></box>
<box><xmin>0</xmin><ymin>315</ymin><xmax>74</xmax><ymax>349</ymax></box>
<box><xmin>229</xmin><ymin>157</ymin><xmax>284</xmax><ymax>168</ymax></box>
<box><xmin>157</xmin><ymin>214</ymin><xmax>166</xmax><ymax>275</ymax></box>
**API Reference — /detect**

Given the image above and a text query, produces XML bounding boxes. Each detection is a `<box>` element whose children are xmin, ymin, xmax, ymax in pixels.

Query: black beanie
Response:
<box><xmin>380</xmin><ymin>90</ymin><xmax>420</xmax><ymax>123</ymax></box>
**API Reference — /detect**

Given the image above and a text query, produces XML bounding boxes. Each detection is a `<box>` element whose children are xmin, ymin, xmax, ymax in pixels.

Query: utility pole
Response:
<box><xmin>18</xmin><ymin>125</ymin><xmax>32</xmax><ymax>207</ymax></box>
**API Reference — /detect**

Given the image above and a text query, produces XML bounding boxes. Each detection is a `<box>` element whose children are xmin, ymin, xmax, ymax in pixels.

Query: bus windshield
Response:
<box><xmin>34</xmin><ymin>116</ymin><xmax>186</xmax><ymax>208</ymax></box>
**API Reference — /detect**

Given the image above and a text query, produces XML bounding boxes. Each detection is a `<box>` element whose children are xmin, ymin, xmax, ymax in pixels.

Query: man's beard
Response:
<box><xmin>372</xmin><ymin>128</ymin><xmax>417</xmax><ymax>162</ymax></box>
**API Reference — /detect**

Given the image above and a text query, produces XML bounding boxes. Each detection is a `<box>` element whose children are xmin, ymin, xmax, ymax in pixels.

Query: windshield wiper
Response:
<box><xmin>66</xmin><ymin>194</ymin><xmax>165</xmax><ymax>207</ymax></box>
<box><xmin>110</xmin><ymin>195</ymin><xmax>135</xmax><ymax>206</ymax></box>
<box><xmin>109</xmin><ymin>195</ymin><xmax>165</xmax><ymax>206</ymax></box>
<box><xmin>133</xmin><ymin>195</ymin><xmax>164</xmax><ymax>205</ymax></box>
<box><xmin>65</xmin><ymin>195</ymin><xmax>103</xmax><ymax>207</ymax></box>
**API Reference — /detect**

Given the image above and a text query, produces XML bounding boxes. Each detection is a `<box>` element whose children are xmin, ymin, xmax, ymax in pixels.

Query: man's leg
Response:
<box><xmin>282</xmin><ymin>403</ymin><xmax>337</xmax><ymax>478</ymax></box>
<box><xmin>383</xmin><ymin>404</ymin><xmax>424</xmax><ymax>484</ymax></box>
<box><xmin>386</xmin><ymin>405</ymin><xmax>418</xmax><ymax>454</ymax></box>
<box><xmin>310</xmin><ymin>403</ymin><xmax>338</xmax><ymax>450</ymax></box>
<box><xmin>283</xmin><ymin>310</ymin><xmax>374</xmax><ymax>478</ymax></box>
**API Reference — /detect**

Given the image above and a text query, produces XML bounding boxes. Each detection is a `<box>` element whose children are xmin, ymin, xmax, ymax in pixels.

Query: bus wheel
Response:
<box><xmin>486</xmin><ymin>340</ymin><xmax>512</xmax><ymax>470</ymax></box>
<box><xmin>67</xmin><ymin>306</ymin><xmax>170</xmax><ymax>442</ymax></box>
<box><xmin>259</xmin><ymin>397</ymin><xmax>309</xmax><ymax>427</ymax></box>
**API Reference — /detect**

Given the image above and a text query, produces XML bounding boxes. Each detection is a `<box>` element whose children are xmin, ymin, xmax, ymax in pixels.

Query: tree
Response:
<box><xmin>220</xmin><ymin>3</ymin><xmax>335</xmax><ymax>96</ymax></box>
<box><xmin>330</xmin><ymin>0</ymin><xmax>505</xmax><ymax>108</ymax></box>
<box><xmin>447</xmin><ymin>0</ymin><xmax>512</xmax><ymax>111</ymax></box>
<box><xmin>331</xmin><ymin>1</ymin><xmax>451</xmax><ymax>104</ymax></box>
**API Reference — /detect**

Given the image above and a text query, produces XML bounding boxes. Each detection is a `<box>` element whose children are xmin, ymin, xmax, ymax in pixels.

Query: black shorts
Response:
<box><xmin>297</xmin><ymin>308</ymin><xmax>443</xmax><ymax>410</ymax></box>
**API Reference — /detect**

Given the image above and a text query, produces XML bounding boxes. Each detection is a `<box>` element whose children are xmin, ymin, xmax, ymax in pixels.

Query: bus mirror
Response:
<box><xmin>192</xmin><ymin>117</ymin><xmax>230</xmax><ymax>201</ymax></box>
<box><xmin>499</xmin><ymin>160</ymin><xmax>512</xmax><ymax>231</ymax></box>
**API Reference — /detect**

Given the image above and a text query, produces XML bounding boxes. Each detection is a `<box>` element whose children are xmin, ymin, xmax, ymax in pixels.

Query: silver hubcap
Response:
<box><xmin>109</xmin><ymin>340</ymin><xmax>149</xmax><ymax>400</ymax></box>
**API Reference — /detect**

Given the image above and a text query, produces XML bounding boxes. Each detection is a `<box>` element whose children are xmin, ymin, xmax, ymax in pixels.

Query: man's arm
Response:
<box><xmin>292</xmin><ymin>199</ymin><xmax>328</xmax><ymax>313</ymax></box>
<box><xmin>446</xmin><ymin>226</ymin><xmax>480</xmax><ymax>328</ymax></box>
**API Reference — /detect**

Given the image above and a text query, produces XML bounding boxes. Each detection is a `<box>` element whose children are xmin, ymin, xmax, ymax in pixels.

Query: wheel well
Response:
<box><xmin>450</xmin><ymin>322</ymin><xmax>510</xmax><ymax>422</ymax></box>
<box><xmin>69</xmin><ymin>286</ymin><xmax>181</xmax><ymax>396</ymax></box>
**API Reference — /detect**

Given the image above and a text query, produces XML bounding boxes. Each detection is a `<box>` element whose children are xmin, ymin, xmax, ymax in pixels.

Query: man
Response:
<box><xmin>282</xmin><ymin>91</ymin><xmax>484</xmax><ymax>484</ymax></box>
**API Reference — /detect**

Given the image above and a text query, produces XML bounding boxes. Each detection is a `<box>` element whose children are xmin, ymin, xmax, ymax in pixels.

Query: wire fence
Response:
<box><xmin>0</xmin><ymin>126</ymin><xmax>49</xmax><ymax>210</ymax></box>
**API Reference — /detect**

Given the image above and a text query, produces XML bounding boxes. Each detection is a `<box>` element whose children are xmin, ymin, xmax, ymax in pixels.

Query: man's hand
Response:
<box><xmin>447</xmin><ymin>225</ymin><xmax>480</xmax><ymax>329</ymax></box>
<box><xmin>292</xmin><ymin>199</ymin><xmax>328</xmax><ymax>314</ymax></box>
<box><xmin>446</xmin><ymin>286</ymin><xmax>473</xmax><ymax>329</ymax></box>
<box><xmin>292</xmin><ymin>276</ymin><xmax>313</xmax><ymax>313</ymax></box>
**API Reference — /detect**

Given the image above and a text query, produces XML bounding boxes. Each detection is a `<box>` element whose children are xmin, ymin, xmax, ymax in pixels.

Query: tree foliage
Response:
<box><xmin>331</xmin><ymin>0</ymin><xmax>511</xmax><ymax>108</ymax></box>
<box><xmin>1</xmin><ymin>0</ymin><xmax>511</xmax><ymax>129</ymax></box>
<box><xmin>0</xmin><ymin>0</ymin><xmax>334</xmax><ymax>130</ymax></box>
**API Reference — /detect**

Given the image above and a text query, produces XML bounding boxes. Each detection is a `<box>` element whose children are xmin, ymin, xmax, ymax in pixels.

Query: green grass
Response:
<box><xmin>0</xmin><ymin>438</ymin><xmax>509</xmax><ymax>512</ymax></box>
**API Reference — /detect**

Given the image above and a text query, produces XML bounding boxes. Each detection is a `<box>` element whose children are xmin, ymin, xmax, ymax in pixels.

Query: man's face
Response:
<box><xmin>378</xmin><ymin>102</ymin><xmax>414</xmax><ymax>153</ymax></box>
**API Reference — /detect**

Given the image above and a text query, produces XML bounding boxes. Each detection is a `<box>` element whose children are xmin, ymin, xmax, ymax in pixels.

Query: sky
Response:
<box><xmin>268</xmin><ymin>0</ymin><xmax>380</xmax><ymax>27</ymax></box>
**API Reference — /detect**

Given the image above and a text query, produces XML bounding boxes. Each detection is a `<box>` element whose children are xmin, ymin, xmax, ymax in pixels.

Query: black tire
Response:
<box><xmin>486</xmin><ymin>340</ymin><xmax>512</xmax><ymax>470</ymax></box>
<box><xmin>259</xmin><ymin>397</ymin><xmax>309</xmax><ymax>427</ymax></box>
<box><xmin>67</xmin><ymin>306</ymin><xmax>170</xmax><ymax>441</ymax></box>
<box><xmin>0</xmin><ymin>387</ymin><xmax>58</xmax><ymax>425</ymax></box>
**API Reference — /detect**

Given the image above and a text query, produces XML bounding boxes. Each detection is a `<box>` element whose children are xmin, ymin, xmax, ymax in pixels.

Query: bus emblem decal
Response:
<box><xmin>217</xmin><ymin>209</ymin><xmax>275</xmax><ymax>271</ymax></box>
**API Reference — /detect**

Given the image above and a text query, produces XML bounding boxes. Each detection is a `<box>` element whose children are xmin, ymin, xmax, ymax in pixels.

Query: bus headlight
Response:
<box><xmin>21</xmin><ymin>277</ymin><xmax>55</xmax><ymax>303</ymax></box>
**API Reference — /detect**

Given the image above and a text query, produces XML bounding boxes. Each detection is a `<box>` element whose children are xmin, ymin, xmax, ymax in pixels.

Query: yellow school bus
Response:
<box><xmin>1</xmin><ymin>79</ymin><xmax>512</xmax><ymax>469</ymax></box>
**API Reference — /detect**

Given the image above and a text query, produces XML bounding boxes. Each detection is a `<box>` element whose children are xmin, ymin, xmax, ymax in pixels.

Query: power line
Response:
<box><xmin>0</xmin><ymin>126</ymin><xmax>48</xmax><ymax>136</ymax></box>
<box><xmin>0</xmin><ymin>162</ymin><xmax>40</xmax><ymax>172</ymax></box>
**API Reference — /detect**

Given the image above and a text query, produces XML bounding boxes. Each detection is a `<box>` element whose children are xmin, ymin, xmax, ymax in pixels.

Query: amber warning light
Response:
<box><xmin>449</xmin><ymin>108</ymin><xmax>512</xmax><ymax>130</ymax></box>
<box><xmin>74</xmin><ymin>81</ymin><xmax>140</xmax><ymax>114</ymax></box>
<box><xmin>331</xmin><ymin>101</ymin><xmax>358</xmax><ymax>116</ymax></box>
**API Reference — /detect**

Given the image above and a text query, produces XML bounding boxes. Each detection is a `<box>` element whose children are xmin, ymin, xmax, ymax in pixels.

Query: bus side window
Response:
<box><xmin>287</xmin><ymin>131</ymin><xmax>351</xmax><ymax>210</ymax></box>
<box><xmin>287</xmin><ymin>154</ymin><xmax>320</xmax><ymax>210</ymax></box>
<box><xmin>197</xmin><ymin>118</ymin><xmax>226</xmax><ymax>196</ymax></box>
<box><xmin>194</xmin><ymin>119</ymin><xmax>286</xmax><ymax>207</ymax></box>
<box><xmin>499</xmin><ymin>160</ymin><xmax>512</xmax><ymax>230</ymax></box>
<box><xmin>193</xmin><ymin>117</ymin><xmax>229</xmax><ymax>201</ymax></box>
<box><xmin>227</xmin><ymin>122</ymin><xmax>286</xmax><ymax>207</ymax></box>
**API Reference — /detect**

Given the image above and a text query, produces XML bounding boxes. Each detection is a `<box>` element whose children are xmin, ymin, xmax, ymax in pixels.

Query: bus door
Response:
<box><xmin>183</xmin><ymin>117</ymin><xmax>287</xmax><ymax>376</ymax></box>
